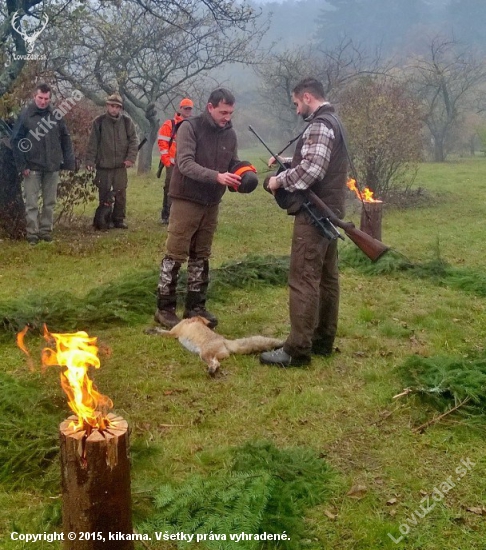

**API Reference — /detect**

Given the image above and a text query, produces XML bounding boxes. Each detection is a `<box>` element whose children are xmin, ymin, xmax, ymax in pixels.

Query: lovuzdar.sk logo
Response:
<box><xmin>11</xmin><ymin>11</ymin><xmax>48</xmax><ymax>60</ymax></box>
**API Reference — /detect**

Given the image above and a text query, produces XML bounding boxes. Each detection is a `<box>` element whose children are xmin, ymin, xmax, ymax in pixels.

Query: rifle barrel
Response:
<box><xmin>248</xmin><ymin>125</ymin><xmax>287</xmax><ymax>172</ymax></box>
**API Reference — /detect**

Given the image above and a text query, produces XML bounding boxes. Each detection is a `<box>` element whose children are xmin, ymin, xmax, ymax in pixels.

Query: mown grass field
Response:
<box><xmin>0</xmin><ymin>155</ymin><xmax>485</xmax><ymax>549</ymax></box>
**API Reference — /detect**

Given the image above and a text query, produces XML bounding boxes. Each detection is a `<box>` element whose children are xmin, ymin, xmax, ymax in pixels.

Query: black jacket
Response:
<box><xmin>11</xmin><ymin>102</ymin><xmax>75</xmax><ymax>172</ymax></box>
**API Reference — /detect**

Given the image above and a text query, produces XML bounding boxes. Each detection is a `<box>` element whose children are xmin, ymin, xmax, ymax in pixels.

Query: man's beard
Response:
<box><xmin>301</xmin><ymin>106</ymin><xmax>311</xmax><ymax>120</ymax></box>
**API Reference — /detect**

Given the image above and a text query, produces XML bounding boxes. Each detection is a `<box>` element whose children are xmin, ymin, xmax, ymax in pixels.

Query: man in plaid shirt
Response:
<box><xmin>261</xmin><ymin>78</ymin><xmax>348</xmax><ymax>367</ymax></box>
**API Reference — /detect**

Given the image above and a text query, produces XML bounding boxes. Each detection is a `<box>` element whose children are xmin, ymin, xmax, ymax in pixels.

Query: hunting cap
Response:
<box><xmin>228</xmin><ymin>161</ymin><xmax>259</xmax><ymax>194</ymax></box>
<box><xmin>179</xmin><ymin>98</ymin><xmax>194</xmax><ymax>108</ymax></box>
<box><xmin>106</xmin><ymin>93</ymin><xmax>123</xmax><ymax>107</ymax></box>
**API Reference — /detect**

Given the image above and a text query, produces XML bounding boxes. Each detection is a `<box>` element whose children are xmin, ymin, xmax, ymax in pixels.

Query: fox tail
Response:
<box><xmin>224</xmin><ymin>336</ymin><xmax>283</xmax><ymax>355</ymax></box>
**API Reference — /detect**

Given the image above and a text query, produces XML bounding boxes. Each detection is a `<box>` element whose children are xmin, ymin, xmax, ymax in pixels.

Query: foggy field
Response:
<box><xmin>1</xmin><ymin>157</ymin><xmax>486</xmax><ymax>549</ymax></box>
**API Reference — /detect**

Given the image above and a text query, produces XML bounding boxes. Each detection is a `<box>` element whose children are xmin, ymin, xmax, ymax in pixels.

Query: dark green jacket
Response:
<box><xmin>86</xmin><ymin>113</ymin><xmax>138</xmax><ymax>169</ymax></box>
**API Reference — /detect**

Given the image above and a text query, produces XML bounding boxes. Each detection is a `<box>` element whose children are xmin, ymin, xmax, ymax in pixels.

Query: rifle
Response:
<box><xmin>156</xmin><ymin>160</ymin><xmax>163</xmax><ymax>178</ymax></box>
<box><xmin>248</xmin><ymin>125</ymin><xmax>389</xmax><ymax>262</ymax></box>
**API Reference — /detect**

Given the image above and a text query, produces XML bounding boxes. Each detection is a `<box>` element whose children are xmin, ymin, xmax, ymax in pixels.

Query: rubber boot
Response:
<box><xmin>183</xmin><ymin>258</ymin><xmax>218</xmax><ymax>328</ymax></box>
<box><xmin>155</xmin><ymin>257</ymin><xmax>181</xmax><ymax>328</ymax></box>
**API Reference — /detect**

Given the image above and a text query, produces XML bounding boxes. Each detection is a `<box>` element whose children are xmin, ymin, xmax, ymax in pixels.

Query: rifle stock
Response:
<box><xmin>307</xmin><ymin>191</ymin><xmax>389</xmax><ymax>262</ymax></box>
<box><xmin>341</xmin><ymin>223</ymin><xmax>389</xmax><ymax>262</ymax></box>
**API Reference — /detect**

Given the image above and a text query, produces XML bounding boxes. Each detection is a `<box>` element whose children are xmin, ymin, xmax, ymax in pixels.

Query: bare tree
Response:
<box><xmin>407</xmin><ymin>34</ymin><xmax>486</xmax><ymax>162</ymax></box>
<box><xmin>49</xmin><ymin>0</ymin><xmax>267</xmax><ymax>172</ymax></box>
<box><xmin>1</xmin><ymin>0</ymin><xmax>46</xmax><ymax>96</ymax></box>
<box><xmin>0</xmin><ymin>0</ymin><xmax>119</xmax><ymax>98</ymax></box>
<box><xmin>255</xmin><ymin>39</ymin><xmax>392</xmax><ymax>141</ymax></box>
<box><xmin>339</xmin><ymin>77</ymin><xmax>422</xmax><ymax>198</ymax></box>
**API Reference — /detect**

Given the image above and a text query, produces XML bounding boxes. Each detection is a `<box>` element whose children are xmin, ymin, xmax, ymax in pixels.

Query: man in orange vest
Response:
<box><xmin>157</xmin><ymin>98</ymin><xmax>194</xmax><ymax>224</ymax></box>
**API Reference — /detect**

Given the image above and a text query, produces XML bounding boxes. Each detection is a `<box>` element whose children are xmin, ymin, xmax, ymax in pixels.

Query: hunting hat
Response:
<box><xmin>106</xmin><ymin>93</ymin><xmax>123</xmax><ymax>107</ymax></box>
<box><xmin>228</xmin><ymin>161</ymin><xmax>259</xmax><ymax>194</ymax></box>
<box><xmin>179</xmin><ymin>98</ymin><xmax>194</xmax><ymax>108</ymax></box>
<box><xmin>263</xmin><ymin>171</ymin><xmax>306</xmax><ymax>214</ymax></box>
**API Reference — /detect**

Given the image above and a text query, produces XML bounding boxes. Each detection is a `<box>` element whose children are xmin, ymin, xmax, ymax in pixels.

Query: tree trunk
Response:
<box><xmin>60</xmin><ymin>414</ymin><xmax>133</xmax><ymax>550</ymax></box>
<box><xmin>0</xmin><ymin>138</ymin><xmax>26</xmax><ymax>239</ymax></box>
<box><xmin>360</xmin><ymin>201</ymin><xmax>383</xmax><ymax>241</ymax></box>
<box><xmin>137</xmin><ymin>120</ymin><xmax>158</xmax><ymax>174</ymax></box>
<box><xmin>433</xmin><ymin>137</ymin><xmax>446</xmax><ymax>162</ymax></box>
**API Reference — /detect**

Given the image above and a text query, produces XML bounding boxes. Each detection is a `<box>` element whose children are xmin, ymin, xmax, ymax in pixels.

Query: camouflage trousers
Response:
<box><xmin>157</xmin><ymin>198</ymin><xmax>218</xmax><ymax>310</ymax></box>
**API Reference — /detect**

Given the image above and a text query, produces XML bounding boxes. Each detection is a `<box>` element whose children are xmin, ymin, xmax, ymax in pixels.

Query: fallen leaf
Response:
<box><xmin>386</xmin><ymin>497</ymin><xmax>398</xmax><ymax>505</ymax></box>
<box><xmin>466</xmin><ymin>506</ymin><xmax>485</xmax><ymax>515</ymax></box>
<box><xmin>323</xmin><ymin>509</ymin><xmax>337</xmax><ymax>520</ymax></box>
<box><xmin>347</xmin><ymin>484</ymin><xmax>367</xmax><ymax>499</ymax></box>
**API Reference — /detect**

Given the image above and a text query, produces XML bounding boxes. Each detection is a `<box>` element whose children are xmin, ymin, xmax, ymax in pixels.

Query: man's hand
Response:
<box><xmin>217</xmin><ymin>172</ymin><xmax>241</xmax><ymax>189</ymax></box>
<box><xmin>86</xmin><ymin>165</ymin><xmax>94</xmax><ymax>172</ymax></box>
<box><xmin>124</xmin><ymin>160</ymin><xmax>134</xmax><ymax>168</ymax></box>
<box><xmin>268</xmin><ymin>155</ymin><xmax>291</xmax><ymax>168</ymax></box>
<box><xmin>267</xmin><ymin>176</ymin><xmax>281</xmax><ymax>194</ymax></box>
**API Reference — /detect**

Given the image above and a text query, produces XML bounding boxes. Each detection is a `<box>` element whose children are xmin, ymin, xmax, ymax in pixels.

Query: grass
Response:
<box><xmin>1</xmin><ymin>156</ymin><xmax>486</xmax><ymax>548</ymax></box>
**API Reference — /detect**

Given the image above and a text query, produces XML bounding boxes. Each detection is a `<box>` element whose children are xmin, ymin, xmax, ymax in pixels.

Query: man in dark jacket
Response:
<box><xmin>86</xmin><ymin>93</ymin><xmax>138</xmax><ymax>229</ymax></box>
<box><xmin>154</xmin><ymin>88</ymin><xmax>241</xmax><ymax>329</ymax></box>
<box><xmin>260</xmin><ymin>77</ymin><xmax>348</xmax><ymax>367</ymax></box>
<box><xmin>11</xmin><ymin>83</ymin><xmax>75</xmax><ymax>244</ymax></box>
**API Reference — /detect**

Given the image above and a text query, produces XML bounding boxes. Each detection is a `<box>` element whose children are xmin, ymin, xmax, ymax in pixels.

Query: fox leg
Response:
<box><xmin>200</xmin><ymin>347</ymin><xmax>230</xmax><ymax>375</ymax></box>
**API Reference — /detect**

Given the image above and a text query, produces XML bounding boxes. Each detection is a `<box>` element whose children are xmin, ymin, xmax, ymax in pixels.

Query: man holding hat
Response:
<box><xmin>154</xmin><ymin>88</ymin><xmax>242</xmax><ymax>329</ymax></box>
<box><xmin>86</xmin><ymin>93</ymin><xmax>138</xmax><ymax>229</ymax></box>
<box><xmin>157</xmin><ymin>98</ymin><xmax>194</xmax><ymax>224</ymax></box>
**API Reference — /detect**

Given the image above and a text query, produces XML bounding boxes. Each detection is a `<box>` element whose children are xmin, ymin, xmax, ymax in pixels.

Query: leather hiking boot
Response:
<box><xmin>114</xmin><ymin>221</ymin><xmax>128</xmax><ymax>229</ymax></box>
<box><xmin>154</xmin><ymin>308</ymin><xmax>180</xmax><ymax>329</ymax></box>
<box><xmin>312</xmin><ymin>341</ymin><xmax>334</xmax><ymax>357</ymax></box>
<box><xmin>183</xmin><ymin>307</ymin><xmax>218</xmax><ymax>329</ymax></box>
<box><xmin>260</xmin><ymin>347</ymin><xmax>310</xmax><ymax>368</ymax></box>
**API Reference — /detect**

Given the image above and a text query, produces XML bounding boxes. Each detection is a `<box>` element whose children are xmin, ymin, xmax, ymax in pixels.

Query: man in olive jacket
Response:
<box><xmin>11</xmin><ymin>83</ymin><xmax>75</xmax><ymax>244</ymax></box>
<box><xmin>86</xmin><ymin>93</ymin><xmax>138</xmax><ymax>229</ymax></box>
<box><xmin>154</xmin><ymin>88</ymin><xmax>241</xmax><ymax>329</ymax></box>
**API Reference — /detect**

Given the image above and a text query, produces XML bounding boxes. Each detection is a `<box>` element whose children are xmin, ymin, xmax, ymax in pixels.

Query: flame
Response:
<box><xmin>346</xmin><ymin>178</ymin><xmax>382</xmax><ymax>203</ymax></box>
<box><xmin>16</xmin><ymin>326</ymin><xmax>35</xmax><ymax>371</ymax></box>
<box><xmin>17</xmin><ymin>325</ymin><xmax>113</xmax><ymax>431</ymax></box>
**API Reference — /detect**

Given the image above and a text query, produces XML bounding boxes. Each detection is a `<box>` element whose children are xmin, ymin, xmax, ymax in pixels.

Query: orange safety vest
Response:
<box><xmin>157</xmin><ymin>113</ymin><xmax>183</xmax><ymax>167</ymax></box>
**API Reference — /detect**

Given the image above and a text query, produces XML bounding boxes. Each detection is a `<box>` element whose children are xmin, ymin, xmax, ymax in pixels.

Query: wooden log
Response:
<box><xmin>60</xmin><ymin>415</ymin><xmax>134</xmax><ymax>549</ymax></box>
<box><xmin>360</xmin><ymin>201</ymin><xmax>384</xmax><ymax>241</ymax></box>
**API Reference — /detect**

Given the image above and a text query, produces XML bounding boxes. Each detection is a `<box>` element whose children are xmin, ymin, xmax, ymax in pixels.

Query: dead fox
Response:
<box><xmin>145</xmin><ymin>316</ymin><xmax>283</xmax><ymax>375</ymax></box>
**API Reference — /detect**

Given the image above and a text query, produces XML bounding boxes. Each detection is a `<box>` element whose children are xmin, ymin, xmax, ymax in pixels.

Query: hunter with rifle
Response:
<box><xmin>258</xmin><ymin>77</ymin><xmax>360</xmax><ymax>367</ymax></box>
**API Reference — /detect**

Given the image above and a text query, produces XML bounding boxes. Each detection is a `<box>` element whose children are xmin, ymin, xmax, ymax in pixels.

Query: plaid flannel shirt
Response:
<box><xmin>276</xmin><ymin>106</ymin><xmax>335</xmax><ymax>192</ymax></box>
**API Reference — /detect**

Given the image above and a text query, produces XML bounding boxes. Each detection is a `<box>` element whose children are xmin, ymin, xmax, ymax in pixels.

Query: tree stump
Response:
<box><xmin>360</xmin><ymin>201</ymin><xmax>383</xmax><ymax>241</ymax></box>
<box><xmin>60</xmin><ymin>413</ymin><xmax>133</xmax><ymax>549</ymax></box>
